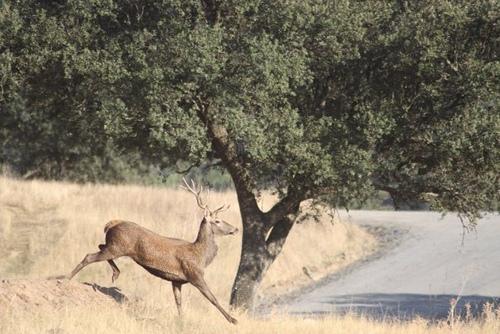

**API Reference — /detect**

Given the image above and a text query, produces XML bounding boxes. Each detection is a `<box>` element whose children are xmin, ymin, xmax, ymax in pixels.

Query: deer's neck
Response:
<box><xmin>194</xmin><ymin>219</ymin><xmax>218</xmax><ymax>267</ymax></box>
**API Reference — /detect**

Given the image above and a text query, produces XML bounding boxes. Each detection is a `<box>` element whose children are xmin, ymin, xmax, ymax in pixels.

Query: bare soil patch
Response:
<box><xmin>0</xmin><ymin>279</ymin><xmax>126</xmax><ymax>311</ymax></box>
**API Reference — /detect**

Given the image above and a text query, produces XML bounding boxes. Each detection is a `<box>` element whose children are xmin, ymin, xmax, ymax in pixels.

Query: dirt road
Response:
<box><xmin>287</xmin><ymin>211</ymin><xmax>500</xmax><ymax>319</ymax></box>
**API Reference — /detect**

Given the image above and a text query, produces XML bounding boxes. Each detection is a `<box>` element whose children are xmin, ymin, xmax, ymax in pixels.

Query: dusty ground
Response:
<box><xmin>0</xmin><ymin>279</ymin><xmax>126</xmax><ymax>311</ymax></box>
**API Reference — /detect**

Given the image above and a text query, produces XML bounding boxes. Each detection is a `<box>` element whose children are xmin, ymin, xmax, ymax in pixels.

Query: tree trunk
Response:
<box><xmin>230</xmin><ymin>210</ymin><xmax>297</xmax><ymax>311</ymax></box>
<box><xmin>230</xmin><ymin>219</ymin><xmax>270</xmax><ymax>310</ymax></box>
<box><xmin>193</xmin><ymin>100</ymin><xmax>302</xmax><ymax>311</ymax></box>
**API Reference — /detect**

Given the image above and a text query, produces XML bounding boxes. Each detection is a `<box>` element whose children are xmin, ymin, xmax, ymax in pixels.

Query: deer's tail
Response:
<box><xmin>104</xmin><ymin>220</ymin><xmax>122</xmax><ymax>234</ymax></box>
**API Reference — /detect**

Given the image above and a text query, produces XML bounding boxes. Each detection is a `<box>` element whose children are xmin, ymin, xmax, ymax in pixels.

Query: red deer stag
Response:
<box><xmin>67</xmin><ymin>178</ymin><xmax>239</xmax><ymax>324</ymax></box>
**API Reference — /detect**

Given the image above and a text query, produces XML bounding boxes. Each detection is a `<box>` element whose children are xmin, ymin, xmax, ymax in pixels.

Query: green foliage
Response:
<box><xmin>0</xmin><ymin>1</ymin><xmax>498</xmax><ymax>221</ymax></box>
<box><xmin>159</xmin><ymin>166</ymin><xmax>233</xmax><ymax>190</ymax></box>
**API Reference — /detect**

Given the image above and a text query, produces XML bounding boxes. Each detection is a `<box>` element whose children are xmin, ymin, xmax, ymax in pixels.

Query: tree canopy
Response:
<box><xmin>1</xmin><ymin>0</ymin><xmax>498</xmax><ymax>308</ymax></box>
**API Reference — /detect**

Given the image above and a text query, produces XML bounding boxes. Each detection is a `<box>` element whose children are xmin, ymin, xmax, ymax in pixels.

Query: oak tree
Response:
<box><xmin>1</xmin><ymin>0</ymin><xmax>498</xmax><ymax>309</ymax></box>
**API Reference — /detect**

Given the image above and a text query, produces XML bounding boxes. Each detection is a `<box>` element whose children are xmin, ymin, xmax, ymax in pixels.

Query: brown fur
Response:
<box><xmin>68</xmin><ymin>217</ymin><xmax>238</xmax><ymax>324</ymax></box>
<box><xmin>103</xmin><ymin>220</ymin><xmax>122</xmax><ymax>234</ymax></box>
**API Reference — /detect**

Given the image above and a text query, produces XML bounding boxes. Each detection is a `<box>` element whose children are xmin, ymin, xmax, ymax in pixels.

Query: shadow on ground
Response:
<box><xmin>83</xmin><ymin>282</ymin><xmax>128</xmax><ymax>303</ymax></box>
<box><xmin>295</xmin><ymin>293</ymin><xmax>500</xmax><ymax>320</ymax></box>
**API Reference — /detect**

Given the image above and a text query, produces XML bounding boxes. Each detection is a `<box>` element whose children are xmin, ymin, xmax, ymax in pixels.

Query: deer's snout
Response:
<box><xmin>213</xmin><ymin>220</ymin><xmax>239</xmax><ymax>236</ymax></box>
<box><xmin>223</xmin><ymin>223</ymin><xmax>238</xmax><ymax>235</ymax></box>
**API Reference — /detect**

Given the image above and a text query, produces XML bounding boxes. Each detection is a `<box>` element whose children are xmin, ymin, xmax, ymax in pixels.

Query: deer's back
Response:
<box><xmin>104</xmin><ymin>221</ymin><xmax>194</xmax><ymax>279</ymax></box>
<box><xmin>105</xmin><ymin>220</ymin><xmax>189</xmax><ymax>249</ymax></box>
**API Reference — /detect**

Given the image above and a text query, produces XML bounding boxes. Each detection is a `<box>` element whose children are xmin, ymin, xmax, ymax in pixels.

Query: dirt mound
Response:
<box><xmin>0</xmin><ymin>279</ymin><xmax>127</xmax><ymax>311</ymax></box>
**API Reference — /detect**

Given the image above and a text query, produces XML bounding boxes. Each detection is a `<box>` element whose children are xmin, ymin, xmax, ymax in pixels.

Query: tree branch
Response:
<box><xmin>193</xmin><ymin>99</ymin><xmax>261</xmax><ymax>217</ymax></box>
<box><xmin>265</xmin><ymin>214</ymin><xmax>296</xmax><ymax>261</ymax></box>
<box><xmin>174</xmin><ymin>159</ymin><xmax>223</xmax><ymax>174</ymax></box>
<box><xmin>264</xmin><ymin>182</ymin><xmax>341</xmax><ymax>228</ymax></box>
<box><xmin>200</xmin><ymin>0</ymin><xmax>219</xmax><ymax>26</ymax></box>
<box><xmin>264</xmin><ymin>193</ymin><xmax>301</xmax><ymax>226</ymax></box>
<box><xmin>175</xmin><ymin>163</ymin><xmax>196</xmax><ymax>174</ymax></box>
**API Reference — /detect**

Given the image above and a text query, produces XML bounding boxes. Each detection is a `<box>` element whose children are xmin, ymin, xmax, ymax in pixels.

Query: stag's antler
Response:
<box><xmin>181</xmin><ymin>178</ymin><xmax>229</xmax><ymax>217</ymax></box>
<box><xmin>181</xmin><ymin>178</ymin><xmax>209</xmax><ymax>214</ymax></box>
<box><xmin>212</xmin><ymin>204</ymin><xmax>231</xmax><ymax>216</ymax></box>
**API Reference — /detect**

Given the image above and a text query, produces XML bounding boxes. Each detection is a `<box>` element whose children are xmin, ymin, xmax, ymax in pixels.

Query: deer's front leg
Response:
<box><xmin>186</xmin><ymin>271</ymin><xmax>237</xmax><ymax>324</ymax></box>
<box><xmin>172</xmin><ymin>281</ymin><xmax>183</xmax><ymax>316</ymax></box>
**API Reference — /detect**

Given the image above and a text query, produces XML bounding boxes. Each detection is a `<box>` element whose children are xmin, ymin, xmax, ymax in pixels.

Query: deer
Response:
<box><xmin>66</xmin><ymin>178</ymin><xmax>239</xmax><ymax>324</ymax></box>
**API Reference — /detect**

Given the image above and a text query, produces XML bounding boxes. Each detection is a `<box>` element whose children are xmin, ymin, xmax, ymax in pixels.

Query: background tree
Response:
<box><xmin>0</xmin><ymin>0</ymin><xmax>498</xmax><ymax>310</ymax></box>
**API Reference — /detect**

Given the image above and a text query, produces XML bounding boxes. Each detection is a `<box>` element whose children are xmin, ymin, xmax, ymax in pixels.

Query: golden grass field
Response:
<box><xmin>1</xmin><ymin>176</ymin><xmax>499</xmax><ymax>333</ymax></box>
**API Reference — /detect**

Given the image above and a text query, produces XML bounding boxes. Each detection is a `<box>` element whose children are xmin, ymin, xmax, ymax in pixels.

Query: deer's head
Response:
<box><xmin>182</xmin><ymin>178</ymin><xmax>239</xmax><ymax>237</ymax></box>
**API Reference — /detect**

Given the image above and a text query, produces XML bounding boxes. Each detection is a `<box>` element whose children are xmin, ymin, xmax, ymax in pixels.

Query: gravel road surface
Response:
<box><xmin>287</xmin><ymin>211</ymin><xmax>500</xmax><ymax>319</ymax></box>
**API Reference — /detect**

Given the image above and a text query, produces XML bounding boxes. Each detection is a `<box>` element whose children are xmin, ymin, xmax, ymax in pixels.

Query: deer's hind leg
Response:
<box><xmin>67</xmin><ymin>245</ymin><xmax>117</xmax><ymax>280</ymax></box>
<box><xmin>98</xmin><ymin>244</ymin><xmax>121</xmax><ymax>282</ymax></box>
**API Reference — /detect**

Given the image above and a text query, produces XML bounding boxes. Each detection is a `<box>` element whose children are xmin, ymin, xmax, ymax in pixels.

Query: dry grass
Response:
<box><xmin>2</xmin><ymin>303</ymin><xmax>500</xmax><ymax>334</ymax></box>
<box><xmin>1</xmin><ymin>176</ymin><xmax>499</xmax><ymax>333</ymax></box>
<box><xmin>0</xmin><ymin>176</ymin><xmax>375</xmax><ymax>299</ymax></box>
